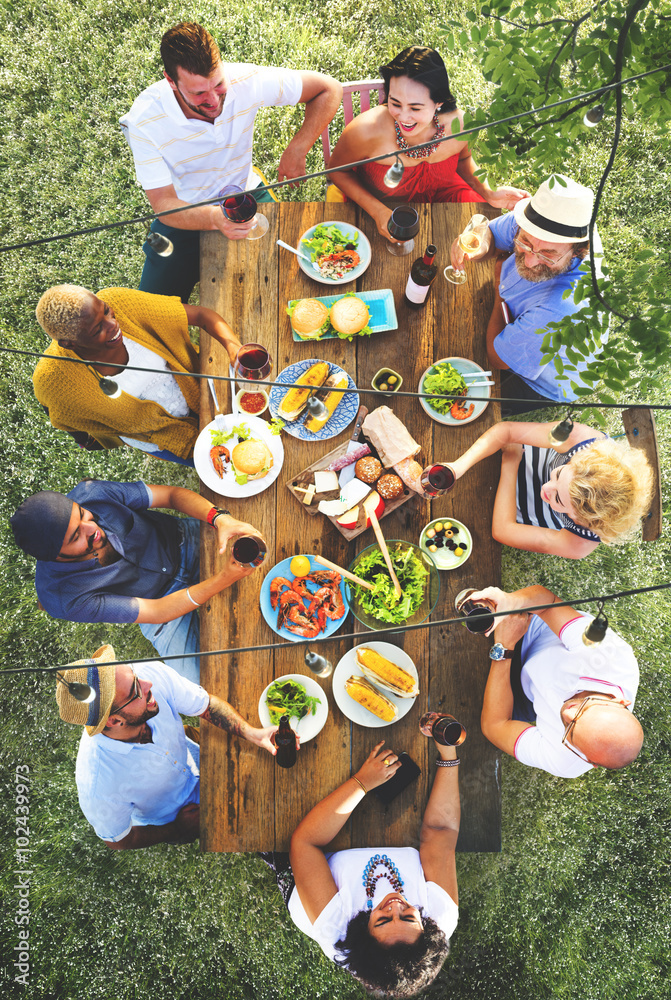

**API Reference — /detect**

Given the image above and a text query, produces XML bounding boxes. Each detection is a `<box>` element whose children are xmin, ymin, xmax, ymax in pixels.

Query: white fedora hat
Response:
<box><xmin>513</xmin><ymin>175</ymin><xmax>594</xmax><ymax>244</ymax></box>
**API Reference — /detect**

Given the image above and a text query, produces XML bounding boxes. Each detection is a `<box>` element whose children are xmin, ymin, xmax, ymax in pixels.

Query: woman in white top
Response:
<box><xmin>286</xmin><ymin>736</ymin><xmax>460</xmax><ymax>996</ymax></box>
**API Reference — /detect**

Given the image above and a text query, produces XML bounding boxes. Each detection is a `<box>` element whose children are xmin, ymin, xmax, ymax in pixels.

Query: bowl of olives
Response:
<box><xmin>419</xmin><ymin>517</ymin><xmax>472</xmax><ymax>571</ymax></box>
<box><xmin>371</xmin><ymin>368</ymin><xmax>403</xmax><ymax>396</ymax></box>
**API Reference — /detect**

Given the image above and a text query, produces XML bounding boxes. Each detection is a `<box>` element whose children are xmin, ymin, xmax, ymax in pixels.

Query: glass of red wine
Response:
<box><xmin>454</xmin><ymin>588</ymin><xmax>496</xmax><ymax>634</ymax></box>
<box><xmin>420</xmin><ymin>463</ymin><xmax>456</xmax><ymax>498</ymax></box>
<box><xmin>386</xmin><ymin>205</ymin><xmax>420</xmax><ymax>256</ymax></box>
<box><xmin>219</xmin><ymin>184</ymin><xmax>269</xmax><ymax>240</ymax></box>
<box><xmin>234</xmin><ymin>343</ymin><xmax>272</xmax><ymax>395</ymax></box>
<box><xmin>232</xmin><ymin>535</ymin><xmax>267</xmax><ymax>568</ymax></box>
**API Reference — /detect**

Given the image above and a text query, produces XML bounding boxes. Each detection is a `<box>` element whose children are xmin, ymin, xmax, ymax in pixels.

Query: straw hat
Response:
<box><xmin>56</xmin><ymin>644</ymin><xmax>118</xmax><ymax>737</ymax></box>
<box><xmin>513</xmin><ymin>175</ymin><xmax>593</xmax><ymax>244</ymax></box>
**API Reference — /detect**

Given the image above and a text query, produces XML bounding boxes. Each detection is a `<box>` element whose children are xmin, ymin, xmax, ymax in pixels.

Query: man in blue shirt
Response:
<box><xmin>56</xmin><ymin>644</ymin><xmax>279</xmax><ymax>849</ymax></box>
<box><xmin>10</xmin><ymin>480</ymin><xmax>263</xmax><ymax>683</ymax></box>
<box><xmin>450</xmin><ymin>175</ymin><xmax>605</xmax><ymax>415</ymax></box>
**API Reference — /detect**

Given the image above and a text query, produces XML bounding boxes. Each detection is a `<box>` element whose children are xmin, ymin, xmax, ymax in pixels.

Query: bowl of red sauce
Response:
<box><xmin>236</xmin><ymin>389</ymin><xmax>269</xmax><ymax>416</ymax></box>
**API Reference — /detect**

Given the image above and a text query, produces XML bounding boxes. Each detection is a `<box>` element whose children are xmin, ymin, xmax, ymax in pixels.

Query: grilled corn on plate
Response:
<box><xmin>345</xmin><ymin>675</ymin><xmax>398</xmax><ymax>723</ymax></box>
<box><xmin>277</xmin><ymin>361</ymin><xmax>330</xmax><ymax>420</ymax></box>
<box><xmin>356</xmin><ymin>647</ymin><xmax>419</xmax><ymax>698</ymax></box>
<box><xmin>304</xmin><ymin>372</ymin><xmax>348</xmax><ymax>432</ymax></box>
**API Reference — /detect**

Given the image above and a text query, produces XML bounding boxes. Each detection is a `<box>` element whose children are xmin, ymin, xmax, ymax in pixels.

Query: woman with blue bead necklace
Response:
<box><xmin>284</xmin><ymin>737</ymin><xmax>460</xmax><ymax>996</ymax></box>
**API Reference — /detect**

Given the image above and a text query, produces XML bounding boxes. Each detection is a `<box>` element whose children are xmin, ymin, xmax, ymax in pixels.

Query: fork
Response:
<box><xmin>208</xmin><ymin>378</ymin><xmax>227</xmax><ymax>430</ymax></box>
<box><xmin>276</xmin><ymin>239</ymin><xmax>323</xmax><ymax>273</ymax></box>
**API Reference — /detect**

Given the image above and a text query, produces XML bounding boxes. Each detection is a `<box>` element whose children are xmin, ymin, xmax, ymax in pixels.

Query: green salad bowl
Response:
<box><xmin>346</xmin><ymin>540</ymin><xmax>440</xmax><ymax>631</ymax></box>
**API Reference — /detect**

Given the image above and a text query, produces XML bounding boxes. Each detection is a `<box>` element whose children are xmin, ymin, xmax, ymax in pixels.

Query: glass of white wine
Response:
<box><xmin>444</xmin><ymin>214</ymin><xmax>490</xmax><ymax>285</ymax></box>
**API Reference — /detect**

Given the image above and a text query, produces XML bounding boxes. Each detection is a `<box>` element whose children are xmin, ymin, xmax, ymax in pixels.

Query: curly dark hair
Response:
<box><xmin>334</xmin><ymin>909</ymin><xmax>450</xmax><ymax>997</ymax></box>
<box><xmin>379</xmin><ymin>47</ymin><xmax>457</xmax><ymax>114</ymax></box>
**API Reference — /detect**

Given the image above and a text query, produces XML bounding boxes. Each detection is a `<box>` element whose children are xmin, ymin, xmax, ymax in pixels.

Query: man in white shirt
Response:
<box><xmin>120</xmin><ymin>21</ymin><xmax>342</xmax><ymax>301</ymax></box>
<box><xmin>57</xmin><ymin>644</ymin><xmax>278</xmax><ymax>849</ymax></box>
<box><xmin>475</xmin><ymin>585</ymin><xmax>643</xmax><ymax>778</ymax></box>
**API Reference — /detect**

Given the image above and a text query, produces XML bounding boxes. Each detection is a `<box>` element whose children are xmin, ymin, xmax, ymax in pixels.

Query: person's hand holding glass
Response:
<box><xmin>218</xmin><ymin>184</ymin><xmax>269</xmax><ymax>240</ymax></box>
<box><xmin>444</xmin><ymin>213</ymin><xmax>490</xmax><ymax>285</ymax></box>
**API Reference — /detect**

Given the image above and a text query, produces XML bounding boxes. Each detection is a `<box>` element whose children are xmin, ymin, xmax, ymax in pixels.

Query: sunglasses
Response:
<box><xmin>561</xmin><ymin>695</ymin><xmax>623</xmax><ymax>763</ymax></box>
<box><xmin>113</xmin><ymin>671</ymin><xmax>142</xmax><ymax>714</ymax></box>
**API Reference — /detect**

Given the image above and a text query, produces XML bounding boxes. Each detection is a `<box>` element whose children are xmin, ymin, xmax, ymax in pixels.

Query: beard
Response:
<box><xmin>515</xmin><ymin>251</ymin><xmax>573</xmax><ymax>283</ymax></box>
<box><xmin>175</xmin><ymin>85</ymin><xmax>224</xmax><ymax>121</ymax></box>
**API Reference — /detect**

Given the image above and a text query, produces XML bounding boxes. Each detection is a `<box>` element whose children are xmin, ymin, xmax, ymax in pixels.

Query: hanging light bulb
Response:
<box><xmin>548</xmin><ymin>411</ymin><xmax>574</xmax><ymax>445</ymax></box>
<box><xmin>583</xmin><ymin>105</ymin><xmax>604</xmax><ymax>127</ymax></box>
<box><xmin>582</xmin><ymin>603</ymin><xmax>609</xmax><ymax>647</ymax></box>
<box><xmin>383</xmin><ymin>154</ymin><xmax>405</xmax><ymax>189</ymax></box>
<box><xmin>146</xmin><ymin>231</ymin><xmax>174</xmax><ymax>256</ymax></box>
<box><xmin>304</xmin><ymin>649</ymin><xmax>333</xmax><ymax>678</ymax></box>
<box><xmin>99</xmin><ymin>377</ymin><xmax>122</xmax><ymax>399</ymax></box>
<box><xmin>306</xmin><ymin>395</ymin><xmax>329</xmax><ymax>420</ymax></box>
<box><xmin>56</xmin><ymin>673</ymin><xmax>95</xmax><ymax>703</ymax></box>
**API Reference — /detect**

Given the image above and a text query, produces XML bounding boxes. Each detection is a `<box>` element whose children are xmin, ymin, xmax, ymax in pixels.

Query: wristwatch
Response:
<box><xmin>207</xmin><ymin>506</ymin><xmax>231</xmax><ymax>526</ymax></box>
<box><xmin>489</xmin><ymin>642</ymin><xmax>516</xmax><ymax>661</ymax></box>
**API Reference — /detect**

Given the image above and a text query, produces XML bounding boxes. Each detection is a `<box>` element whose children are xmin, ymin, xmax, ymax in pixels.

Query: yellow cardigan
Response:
<box><xmin>33</xmin><ymin>288</ymin><xmax>201</xmax><ymax>459</ymax></box>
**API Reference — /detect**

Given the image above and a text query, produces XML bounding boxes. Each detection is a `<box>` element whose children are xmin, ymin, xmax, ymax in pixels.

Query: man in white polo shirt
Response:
<box><xmin>475</xmin><ymin>585</ymin><xmax>642</xmax><ymax>779</ymax></box>
<box><xmin>56</xmin><ymin>644</ymin><xmax>279</xmax><ymax>849</ymax></box>
<box><xmin>120</xmin><ymin>22</ymin><xmax>342</xmax><ymax>301</ymax></box>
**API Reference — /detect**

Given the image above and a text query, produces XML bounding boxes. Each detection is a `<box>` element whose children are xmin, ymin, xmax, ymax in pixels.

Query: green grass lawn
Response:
<box><xmin>1</xmin><ymin>2</ymin><xmax>670</xmax><ymax>998</ymax></box>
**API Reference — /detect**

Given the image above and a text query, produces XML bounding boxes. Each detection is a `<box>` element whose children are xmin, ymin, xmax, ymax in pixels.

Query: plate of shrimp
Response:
<box><xmin>193</xmin><ymin>413</ymin><xmax>284</xmax><ymax>498</ymax></box>
<box><xmin>260</xmin><ymin>555</ymin><xmax>350</xmax><ymax>642</ymax></box>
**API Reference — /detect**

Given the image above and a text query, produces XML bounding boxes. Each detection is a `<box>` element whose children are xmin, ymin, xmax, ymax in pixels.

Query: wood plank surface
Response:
<box><xmin>199</xmin><ymin>202</ymin><xmax>502</xmax><ymax>852</ymax></box>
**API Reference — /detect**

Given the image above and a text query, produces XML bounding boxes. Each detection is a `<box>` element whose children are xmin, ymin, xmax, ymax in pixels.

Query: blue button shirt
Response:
<box><xmin>75</xmin><ymin>662</ymin><xmax>209</xmax><ymax>841</ymax></box>
<box><xmin>490</xmin><ymin>212</ymin><xmax>606</xmax><ymax>401</ymax></box>
<box><xmin>35</xmin><ymin>480</ymin><xmax>183</xmax><ymax>624</ymax></box>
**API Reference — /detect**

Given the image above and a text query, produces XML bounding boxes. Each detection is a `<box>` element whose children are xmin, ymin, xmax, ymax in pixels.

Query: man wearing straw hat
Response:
<box><xmin>57</xmin><ymin>645</ymin><xmax>278</xmax><ymax>849</ymax></box>
<box><xmin>450</xmin><ymin>174</ymin><xmax>607</xmax><ymax>415</ymax></box>
<box><xmin>10</xmin><ymin>479</ymin><xmax>263</xmax><ymax>683</ymax></box>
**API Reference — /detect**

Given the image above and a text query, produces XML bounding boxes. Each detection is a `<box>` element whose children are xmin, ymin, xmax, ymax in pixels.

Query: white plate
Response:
<box><xmin>194</xmin><ymin>414</ymin><xmax>284</xmax><ymax>498</ymax></box>
<box><xmin>418</xmin><ymin>357</ymin><xmax>491</xmax><ymax>426</ymax></box>
<box><xmin>297</xmin><ymin>221</ymin><xmax>372</xmax><ymax>285</ymax></box>
<box><xmin>258</xmin><ymin>673</ymin><xmax>329</xmax><ymax>742</ymax></box>
<box><xmin>332</xmin><ymin>642</ymin><xmax>418</xmax><ymax>728</ymax></box>
<box><xmin>419</xmin><ymin>517</ymin><xmax>473</xmax><ymax>571</ymax></box>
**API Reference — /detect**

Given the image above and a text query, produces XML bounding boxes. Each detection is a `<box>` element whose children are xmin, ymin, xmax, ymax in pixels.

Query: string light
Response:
<box><xmin>582</xmin><ymin>601</ymin><xmax>609</xmax><ymax>646</ymax></box>
<box><xmin>383</xmin><ymin>154</ymin><xmax>405</xmax><ymax>189</ymax></box>
<box><xmin>583</xmin><ymin>104</ymin><xmax>605</xmax><ymax>127</ymax></box>
<box><xmin>56</xmin><ymin>672</ymin><xmax>95</xmax><ymax>703</ymax></box>
<box><xmin>548</xmin><ymin>410</ymin><xmax>575</xmax><ymax>445</ymax></box>
<box><xmin>304</xmin><ymin>650</ymin><xmax>333</xmax><ymax>678</ymax></box>
<box><xmin>305</xmin><ymin>395</ymin><xmax>329</xmax><ymax>420</ymax></box>
<box><xmin>145</xmin><ymin>231</ymin><xmax>174</xmax><ymax>256</ymax></box>
<box><xmin>99</xmin><ymin>377</ymin><xmax>122</xmax><ymax>398</ymax></box>
<box><xmin>0</xmin><ymin>64</ymin><xmax>668</xmax><ymax>257</ymax></box>
<box><xmin>4</xmin><ymin>581</ymin><xmax>670</xmax><ymax>678</ymax></box>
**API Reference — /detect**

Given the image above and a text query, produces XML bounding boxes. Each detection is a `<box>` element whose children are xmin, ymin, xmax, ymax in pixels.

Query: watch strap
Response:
<box><xmin>490</xmin><ymin>643</ymin><xmax>516</xmax><ymax>660</ymax></box>
<box><xmin>207</xmin><ymin>506</ymin><xmax>231</xmax><ymax>526</ymax></box>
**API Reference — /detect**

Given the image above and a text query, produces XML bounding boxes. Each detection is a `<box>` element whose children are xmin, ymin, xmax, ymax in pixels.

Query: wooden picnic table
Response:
<box><xmin>198</xmin><ymin>200</ymin><xmax>502</xmax><ymax>853</ymax></box>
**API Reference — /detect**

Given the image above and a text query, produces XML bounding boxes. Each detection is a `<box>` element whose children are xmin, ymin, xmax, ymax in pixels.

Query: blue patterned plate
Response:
<box><xmin>269</xmin><ymin>358</ymin><xmax>359</xmax><ymax>441</ymax></box>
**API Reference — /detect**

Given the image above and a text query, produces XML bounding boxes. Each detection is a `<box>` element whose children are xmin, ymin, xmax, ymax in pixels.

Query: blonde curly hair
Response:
<box><xmin>568</xmin><ymin>438</ymin><xmax>654</xmax><ymax>544</ymax></box>
<box><xmin>35</xmin><ymin>284</ymin><xmax>92</xmax><ymax>342</ymax></box>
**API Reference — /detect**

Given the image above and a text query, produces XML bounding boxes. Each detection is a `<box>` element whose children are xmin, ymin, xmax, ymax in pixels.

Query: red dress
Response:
<box><xmin>353</xmin><ymin>154</ymin><xmax>480</xmax><ymax>203</ymax></box>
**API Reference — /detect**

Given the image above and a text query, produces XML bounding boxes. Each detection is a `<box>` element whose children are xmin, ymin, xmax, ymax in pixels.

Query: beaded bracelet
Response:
<box><xmin>435</xmin><ymin>758</ymin><xmax>460</xmax><ymax>767</ymax></box>
<box><xmin>352</xmin><ymin>775</ymin><xmax>368</xmax><ymax>795</ymax></box>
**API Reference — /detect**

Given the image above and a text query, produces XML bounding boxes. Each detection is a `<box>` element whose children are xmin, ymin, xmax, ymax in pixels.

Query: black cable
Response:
<box><xmin>1</xmin><ymin>344</ymin><xmax>670</xmax><ymax>411</ymax></box>
<box><xmin>0</xmin><ymin>63</ymin><xmax>668</xmax><ymax>256</ymax></box>
<box><xmin>3</xmin><ymin>581</ymin><xmax>670</xmax><ymax>676</ymax></box>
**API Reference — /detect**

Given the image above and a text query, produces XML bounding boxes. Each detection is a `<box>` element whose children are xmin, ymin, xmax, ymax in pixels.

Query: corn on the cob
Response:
<box><xmin>356</xmin><ymin>647</ymin><xmax>419</xmax><ymax>699</ymax></box>
<box><xmin>304</xmin><ymin>373</ymin><xmax>348</xmax><ymax>432</ymax></box>
<box><xmin>345</xmin><ymin>675</ymin><xmax>398</xmax><ymax>722</ymax></box>
<box><xmin>278</xmin><ymin>361</ymin><xmax>330</xmax><ymax>420</ymax></box>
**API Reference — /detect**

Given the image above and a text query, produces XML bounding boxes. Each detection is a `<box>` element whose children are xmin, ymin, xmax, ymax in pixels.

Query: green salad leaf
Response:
<box><xmin>265</xmin><ymin>679</ymin><xmax>321</xmax><ymax>725</ymax></box>
<box><xmin>301</xmin><ymin>224</ymin><xmax>359</xmax><ymax>262</ymax></box>
<box><xmin>422</xmin><ymin>363</ymin><xmax>467</xmax><ymax>415</ymax></box>
<box><xmin>210</xmin><ymin>423</ymin><xmax>251</xmax><ymax>447</ymax></box>
<box><xmin>352</xmin><ymin>545</ymin><xmax>430</xmax><ymax>624</ymax></box>
<box><xmin>268</xmin><ymin>417</ymin><xmax>285</xmax><ymax>436</ymax></box>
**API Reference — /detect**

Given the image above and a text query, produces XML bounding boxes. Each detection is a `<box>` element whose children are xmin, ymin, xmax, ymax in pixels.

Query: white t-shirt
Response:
<box><xmin>119</xmin><ymin>65</ymin><xmax>303</xmax><ymax>203</ymax></box>
<box><xmin>513</xmin><ymin>616</ymin><xmax>639</xmax><ymax>778</ymax></box>
<box><xmin>116</xmin><ymin>338</ymin><xmax>190</xmax><ymax>453</ymax></box>
<box><xmin>288</xmin><ymin>847</ymin><xmax>458</xmax><ymax>962</ymax></box>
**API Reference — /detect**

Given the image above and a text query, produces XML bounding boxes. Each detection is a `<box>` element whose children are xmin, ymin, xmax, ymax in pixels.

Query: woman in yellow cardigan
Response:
<box><xmin>33</xmin><ymin>285</ymin><xmax>241</xmax><ymax>463</ymax></box>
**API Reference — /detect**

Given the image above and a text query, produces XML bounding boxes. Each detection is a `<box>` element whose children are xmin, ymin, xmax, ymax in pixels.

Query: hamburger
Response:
<box><xmin>231</xmin><ymin>438</ymin><xmax>273</xmax><ymax>484</ymax></box>
<box><xmin>329</xmin><ymin>295</ymin><xmax>371</xmax><ymax>340</ymax></box>
<box><xmin>288</xmin><ymin>298</ymin><xmax>330</xmax><ymax>340</ymax></box>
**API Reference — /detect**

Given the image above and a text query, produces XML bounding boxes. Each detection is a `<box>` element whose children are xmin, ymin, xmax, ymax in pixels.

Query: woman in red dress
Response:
<box><xmin>328</xmin><ymin>47</ymin><xmax>530</xmax><ymax>245</ymax></box>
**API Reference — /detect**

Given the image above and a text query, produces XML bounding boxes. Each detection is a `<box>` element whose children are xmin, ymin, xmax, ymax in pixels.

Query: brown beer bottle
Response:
<box><xmin>274</xmin><ymin>716</ymin><xmax>297</xmax><ymax>768</ymax></box>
